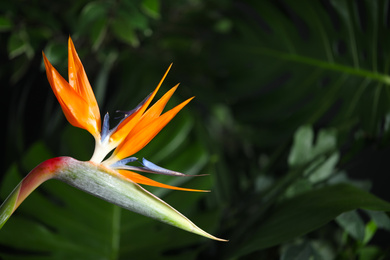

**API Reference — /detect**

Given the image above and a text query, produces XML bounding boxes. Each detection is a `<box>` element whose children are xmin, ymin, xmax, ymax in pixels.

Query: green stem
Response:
<box><xmin>0</xmin><ymin>157</ymin><xmax>68</xmax><ymax>229</ymax></box>
<box><xmin>0</xmin><ymin>182</ymin><xmax>21</xmax><ymax>229</ymax></box>
<box><xmin>110</xmin><ymin>205</ymin><xmax>121</xmax><ymax>260</ymax></box>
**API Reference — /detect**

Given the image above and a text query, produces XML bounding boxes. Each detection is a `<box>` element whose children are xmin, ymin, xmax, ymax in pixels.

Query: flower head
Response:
<box><xmin>42</xmin><ymin>37</ymin><xmax>198</xmax><ymax>192</ymax></box>
<box><xmin>0</xmin><ymin>37</ymin><xmax>226</xmax><ymax>242</ymax></box>
<box><xmin>36</xmin><ymin>37</ymin><xmax>226</xmax><ymax>241</ymax></box>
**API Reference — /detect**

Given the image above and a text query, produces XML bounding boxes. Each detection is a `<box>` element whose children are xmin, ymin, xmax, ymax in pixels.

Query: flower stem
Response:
<box><xmin>0</xmin><ymin>157</ymin><xmax>68</xmax><ymax>229</ymax></box>
<box><xmin>0</xmin><ymin>182</ymin><xmax>21</xmax><ymax>229</ymax></box>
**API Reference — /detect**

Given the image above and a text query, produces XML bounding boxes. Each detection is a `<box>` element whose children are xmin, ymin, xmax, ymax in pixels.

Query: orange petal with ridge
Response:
<box><xmin>110</xmin><ymin>64</ymin><xmax>173</xmax><ymax>144</ymax></box>
<box><xmin>68</xmin><ymin>37</ymin><xmax>100</xmax><ymax>131</ymax></box>
<box><xmin>118</xmin><ymin>170</ymin><xmax>208</xmax><ymax>192</ymax></box>
<box><xmin>134</xmin><ymin>84</ymin><xmax>179</xmax><ymax>131</ymax></box>
<box><xmin>43</xmin><ymin>52</ymin><xmax>100</xmax><ymax>138</ymax></box>
<box><xmin>113</xmin><ymin>97</ymin><xmax>193</xmax><ymax>160</ymax></box>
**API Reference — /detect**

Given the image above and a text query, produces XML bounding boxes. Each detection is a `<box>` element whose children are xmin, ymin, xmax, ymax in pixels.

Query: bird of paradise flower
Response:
<box><xmin>0</xmin><ymin>37</ymin><xmax>226</xmax><ymax>241</ymax></box>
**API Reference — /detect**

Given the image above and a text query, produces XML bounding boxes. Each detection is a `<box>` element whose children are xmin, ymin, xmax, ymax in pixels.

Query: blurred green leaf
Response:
<box><xmin>308</xmin><ymin>153</ymin><xmax>339</xmax><ymax>183</ymax></box>
<box><xmin>363</xmin><ymin>220</ymin><xmax>378</xmax><ymax>245</ymax></box>
<box><xmin>42</xmin><ymin>41</ymin><xmax>68</xmax><ymax>67</ymax></box>
<box><xmin>284</xmin><ymin>125</ymin><xmax>339</xmax><ymax>198</ymax></box>
<box><xmin>235</xmin><ymin>184</ymin><xmax>390</xmax><ymax>256</ymax></box>
<box><xmin>94</xmin><ymin>50</ymin><xmax>118</xmax><ymax>105</ymax></box>
<box><xmin>0</xmin><ymin>16</ymin><xmax>12</xmax><ymax>31</ymax></box>
<box><xmin>288</xmin><ymin>125</ymin><xmax>337</xmax><ymax>167</ymax></box>
<box><xmin>80</xmin><ymin>1</ymin><xmax>107</xmax><ymax>22</ymax></box>
<box><xmin>223</xmin><ymin>0</ymin><xmax>390</xmax><ymax>150</ymax></box>
<box><xmin>366</xmin><ymin>210</ymin><xmax>390</xmax><ymax>231</ymax></box>
<box><xmin>7</xmin><ymin>32</ymin><xmax>26</xmax><ymax>59</ymax></box>
<box><xmin>310</xmin><ymin>240</ymin><xmax>336</xmax><ymax>260</ymax></box>
<box><xmin>111</xmin><ymin>16</ymin><xmax>139</xmax><ymax>47</ymax></box>
<box><xmin>141</xmin><ymin>0</ymin><xmax>160</xmax><ymax>19</ymax></box>
<box><xmin>336</xmin><ymin>210</ymin><xmax>366</xmax><ymax>242</ymax></box>
<box><xmin>284</xmin><ymin>179</ymin><xmax>312</xmax><ymax>198</ymax></box>
<box><xmin>79</xmin><ymin>1</ymin><xmax>108</xmax><ymax>50</ymax></box>
<box><xmin>20</xmin><ymin>142</ymin><xmax>53</xmax><ymax>170</ymax></box>
<box><xmin>281</xmin><ymin>241</ymin><xmax>321</xmax><ymax>260</ymax></box>
<box><xmin>288</xmin><ymin>125</ymin><xmax>314</xmax><ymax>166</ymax></box>
<box><xmin>358</xmin><ymin>246</ymin><xmax>383</xmax><ymax>260</ymax></box>
<box><xmin>214</xmin><ymin>18</ymin><xmax>232</xmax><ymax>34</ymax></box>
<box><xmin>61</xmin><ymin>125</ymin><xmax>94</xmax><ymax>161</ymax></box>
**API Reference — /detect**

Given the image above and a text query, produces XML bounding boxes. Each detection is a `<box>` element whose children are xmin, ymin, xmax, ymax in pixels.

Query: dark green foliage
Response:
<box><xmin>2</xmin><ymin>0</ymin><xmax>390</xmax><ymax>259</ymax></box>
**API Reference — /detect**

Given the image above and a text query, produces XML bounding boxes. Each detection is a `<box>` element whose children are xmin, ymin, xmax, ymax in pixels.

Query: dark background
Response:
<box><xmin>2</xmin><ymin>0</ymin><xmax>390</xmax><ymax>259</ymax></box>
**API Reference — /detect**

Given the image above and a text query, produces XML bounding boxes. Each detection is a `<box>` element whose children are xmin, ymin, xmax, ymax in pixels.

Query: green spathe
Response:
<box><xmin>53</xmin><ymin>157</ymin><xmax>226</xmax><ymax>241</ymax></box>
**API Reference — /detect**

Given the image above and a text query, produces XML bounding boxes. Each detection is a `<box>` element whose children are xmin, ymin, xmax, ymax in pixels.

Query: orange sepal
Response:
<box><xmin>118</xmin><ymin>170</ymin><xmax>208</xmax><ymax>192</ymax></box>
<box><xmin>110</xmin><ymin>64</ymin><xmax>173</xmax><ymax>144</ymax></box>
<box><xmin>134</xmin><ymin>84</ymin><xmax>179</xmax><ymax>131</ymax></box>
<box><xmin>42</xmin><ymin>52</ymin><xmax>100</xmax><ymax>137</ymax></box>
<box><xmin>113</xmin><ymin>97</ymin><xmax>194</xmax><ymax>160</ymax></box>
<box><xmin>68</xmin><ymin>37</ymin><xmax>100</xmax><ymax>130</ymax></box>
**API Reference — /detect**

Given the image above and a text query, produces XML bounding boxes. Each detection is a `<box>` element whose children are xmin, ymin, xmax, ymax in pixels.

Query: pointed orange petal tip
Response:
<box><xmin>66</xmin><ymin>36</ymin><xmax>101</xmax><ymax>134</ymax></box>
<box><xmin>68</xmin><ymin>37</ymin><xmax>79</xmax><ymax>61</ymax></box>
<box><xmin>42</xmin><ymin>45</ymin><xmax>101</xmax><ymax>138</ymax></box>
<box><xmin>112</xmin><ymin>96</ymin><xmax>194</xmax><ymax>160</ymax></box>
<box><xmin>110</xmin><ymin>64</ymin><xmax>174</xmax><ymax>144</ymax></box>
<box><xmin>42</xmin><ymin>51</ymin><xmax>50</xmax><ymax>68</ymax></box>
<box><xmin>117</xmin><ymin>170</ymin><xmax>209</xmax><ymax>192</ymax></box>
<box><xmin>68</xmin><ymin>36</ymin><xmax>74</xmax><ymax>48</ymax></box>
<box><xmin>134</xmin><ymin>84</ymin><xmax>181</xmax><ymax>130</ymax></box>
<box><xmin>155</xmin><ymin>63</ymin><xmax>173</xmax><ymax>92</ymax></box>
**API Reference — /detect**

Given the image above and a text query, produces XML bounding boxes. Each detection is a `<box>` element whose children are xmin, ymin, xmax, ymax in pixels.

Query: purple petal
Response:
<box><xmin>112</xmin><ymin>158</ymin><xmax>186</xmax><ymax>176</ymax></box>
<box><xmin>101</xmin><ymin>113</ymin><xmax>111</xmax><ymax>143</ymax></box>
<box><xmin>140</xmin><ymin>158</ymin><xmax>186</xmax><ymax>176</ymax></box>
<box><xmin>110</xmin><ymin>157</ymin><xmax>138</xmax><ymax>168</ymax></box>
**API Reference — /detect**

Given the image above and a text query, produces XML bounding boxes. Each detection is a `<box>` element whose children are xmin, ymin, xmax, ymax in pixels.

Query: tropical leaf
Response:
<box><xmin>233</xmin><ymin>184</ymin><xmax>390</xmax><ymax>257</ymax></box>
<box><xmin>219</xmin><ymin>0</ymin><xmax>390</xmax><ymax>148</ymax></box>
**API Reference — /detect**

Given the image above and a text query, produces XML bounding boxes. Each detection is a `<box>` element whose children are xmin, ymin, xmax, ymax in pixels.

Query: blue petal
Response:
<box><xmin>140</xmin><ymin>158</ymin><xmax>186</xmax><ymax>176</ymax></box>
<box><xmin>111</xmin><ymin>158</ymin><xmax>187</xmax><ymax>176</ymax></box>
<box><xmin>101</xmin><ymin>113</ymin><xmax>111</xmax><ymax>143</ymax></box>
<box><xmin>110</xmin><ymin>157</ymin><xmax>138</xmax><ymax>168</ymax></box>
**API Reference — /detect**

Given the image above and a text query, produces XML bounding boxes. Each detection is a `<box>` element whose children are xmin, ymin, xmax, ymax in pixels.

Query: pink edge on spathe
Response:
<box><xmin>15</xmin><ymin>157</ymin><xmax>71</xmax><ymax>211</ymax></box>
<box><xmin>5</xmin><ymin>156</ymin><xmax>228</xmax><ymax>241</ymax></box>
